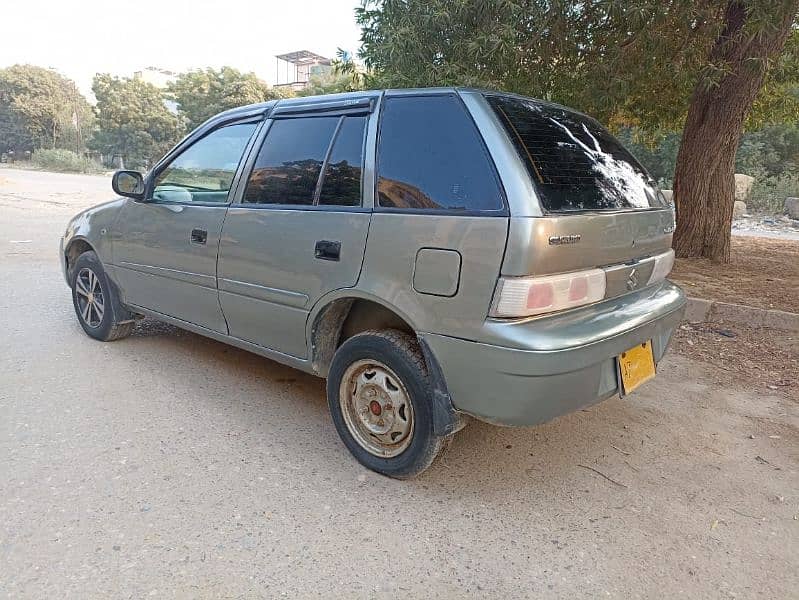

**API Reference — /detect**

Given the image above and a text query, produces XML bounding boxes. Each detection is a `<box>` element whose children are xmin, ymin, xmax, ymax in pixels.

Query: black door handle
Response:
<box><xmin>314</xmin><ymin>240</ymin><xmax>341</xmax><ymax>261</ymax></box>
<box><xmin>191</xmin><ymin>228</ymin><xmax>207</xmax><ymax>244</ymax></box>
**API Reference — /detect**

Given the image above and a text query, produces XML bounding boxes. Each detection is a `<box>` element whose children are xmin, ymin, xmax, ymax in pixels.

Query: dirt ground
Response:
<box><xmin>673</xmin><ymin>322</ymin><xmax>797</xmax><ymax>399</ymax></box>
<box><xmin>671</xmin><ymin>237</ymin><xmax>799</xmax><ymax>313</ymax></box>
<box><xmin>1</xmin><ymin>168</ymin><xmax>798</xmax><ymax>598</ymax></box>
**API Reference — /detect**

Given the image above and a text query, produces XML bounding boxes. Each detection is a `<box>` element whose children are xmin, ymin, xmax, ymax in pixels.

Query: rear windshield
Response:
<box><xmin>487</xmin><ymin>95</ymin><xmax>665</xmax><ymax>212</ymax></box>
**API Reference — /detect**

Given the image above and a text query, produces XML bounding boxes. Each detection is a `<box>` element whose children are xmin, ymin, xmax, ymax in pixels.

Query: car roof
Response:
<box><xmin>206</xmin><ymin>86</ymin><xmax>592</xmax><ymax>128</ymax></box>
<box><xmin>207</xmin><ymin>86</ymin><xmax>561</xmax><ymax>125</ymax></box>
<box><xmin>188</xmin><ymin>87</ymin><xmax>588</xmax><ymax>151</ymax></box>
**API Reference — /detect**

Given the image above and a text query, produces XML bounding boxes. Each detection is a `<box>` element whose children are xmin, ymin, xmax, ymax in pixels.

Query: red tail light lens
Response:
<box><xmin>491</xmin><ymin>269</ymin><xmax>606</xmax><ymax>318</ymax></box>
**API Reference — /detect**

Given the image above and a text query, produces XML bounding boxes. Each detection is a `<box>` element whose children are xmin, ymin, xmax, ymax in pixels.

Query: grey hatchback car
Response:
<box><xmin>61</xmin><ymin>88</ymin><xmax>685</xmax><ymax>478</ymax></box>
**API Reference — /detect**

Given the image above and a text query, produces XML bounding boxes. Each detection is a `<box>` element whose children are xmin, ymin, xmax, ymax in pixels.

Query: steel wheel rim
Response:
<box><xmin>339</xmin><ymin>359</ymin><xmax>415</xmax><ymax>458</ymax></box>
<box><xmin>75</xmin><ymin>267</ymin><xmax>105</xmax><ymax>328</ymax></box>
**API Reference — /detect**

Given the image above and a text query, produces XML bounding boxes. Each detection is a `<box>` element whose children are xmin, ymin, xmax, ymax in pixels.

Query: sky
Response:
<box><xmin>0</xmin><ymin>0</ymin><xmax>364</xmax><ymax>96</ymax></box>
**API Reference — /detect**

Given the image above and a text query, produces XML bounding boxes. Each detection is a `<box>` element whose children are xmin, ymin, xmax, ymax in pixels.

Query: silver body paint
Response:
<box><xmin>61</xmin><ymin>88</ymin><xmax>685</xmax><ymax>427</ymax></box>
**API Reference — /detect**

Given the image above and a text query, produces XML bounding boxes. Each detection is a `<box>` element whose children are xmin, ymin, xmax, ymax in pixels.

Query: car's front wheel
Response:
<box><xmin>326</xmin><ymin>329</ymin><xmax>450</xmax><ymax>479</ymax></box>
<box><xmin>70</xmin><ymin>250</ymin><xmax>134</xmax><ymax>341</ymax></box>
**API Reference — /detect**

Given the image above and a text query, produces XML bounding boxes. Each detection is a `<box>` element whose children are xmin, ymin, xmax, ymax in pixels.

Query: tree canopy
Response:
<box><xmin>357</xmin><ymin>1</ymin><xmax>798</xmax><ymax>133</ymax></box>
<box><xmin>296</xmin><ymin>70</ymin><xmax>356</xmax><ymax>97</ymax></box>
<box><xmin>89</xmin><ymin>74</ymin><xmax>182</xmax><ymax>169</ymax></box>
<box><xmin>168</xmin><ymin>67</ymin><xmax>283</xmax><ymax>130</ymax></box>
<box><xmin>0</xmin><ymin>64</ymin><xmax>92</xmax><ymax>153</ymax></box>
<box><xmin>357</xmin><ymin>0</ymin><xmax>798</xmax><ymax>261</ymax></box>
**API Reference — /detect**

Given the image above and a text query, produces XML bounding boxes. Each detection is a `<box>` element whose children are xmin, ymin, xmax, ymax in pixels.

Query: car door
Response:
<box><xmin>218</xmin><ymin>101</ymin><xmax>374</xmax><ymax>358</ymax></box>
<box><xmin>112</xmin><ymin>120</ymin><xmax>260</xmax><ymax>333</ymax></box>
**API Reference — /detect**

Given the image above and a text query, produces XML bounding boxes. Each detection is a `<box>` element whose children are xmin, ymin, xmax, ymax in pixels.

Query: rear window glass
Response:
<box><xmin>487</xmin><ymin>95</ymin><xmax>664</xmax><ymax>212</ymax></box>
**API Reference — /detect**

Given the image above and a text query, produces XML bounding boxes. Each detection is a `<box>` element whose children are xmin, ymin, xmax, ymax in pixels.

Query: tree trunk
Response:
<box><xmin>673</xmin><ymin>1</ymin><xmax>797</xmax><ymax>262</ymax></box>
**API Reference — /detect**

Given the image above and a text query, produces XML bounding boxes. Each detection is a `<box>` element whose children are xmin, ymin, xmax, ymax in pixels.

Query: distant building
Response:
<box><xmin>133</xmin><ymin>67</ymin><xmax>177</xmax><ymax>89</ymax></box>
<box><xmin>274</xmin><ymin>51</ymin><xmax>331</xmax><ymax>92</ymax></box>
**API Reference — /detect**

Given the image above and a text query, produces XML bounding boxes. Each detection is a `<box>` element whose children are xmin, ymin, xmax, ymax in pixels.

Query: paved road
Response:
<box><xmin>1</xmin><ymin>168</ymin><xmax>797</xmax><ymax>598</ymax></box>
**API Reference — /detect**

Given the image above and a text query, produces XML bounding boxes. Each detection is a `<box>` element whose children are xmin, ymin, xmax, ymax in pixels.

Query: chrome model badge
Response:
<box><xmin>548</xmin><ymin>234</ymin><xmax>581</xmax><ymax>246</ymax></box>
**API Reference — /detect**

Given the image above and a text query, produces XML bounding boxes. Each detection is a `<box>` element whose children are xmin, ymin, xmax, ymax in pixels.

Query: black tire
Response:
<box><xmin>70</xmin><ymin>250</ymin><xmax>134</xmax><ymax>341</ymax></box>
<box><xmin>326</xmin><ymin>329</ymin><xmax>450</xmax><ymax>479</ymax></box>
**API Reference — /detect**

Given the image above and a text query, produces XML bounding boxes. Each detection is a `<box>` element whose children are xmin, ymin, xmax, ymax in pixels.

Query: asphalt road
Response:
<box><xmin>1</xmin><ymin>167</ymin><xmax>797</xmax><ymax>599</ymax></box>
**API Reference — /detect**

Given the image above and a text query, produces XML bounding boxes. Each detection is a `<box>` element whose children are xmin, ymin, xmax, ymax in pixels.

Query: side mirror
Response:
<box><xmin>112</xmin><ymin>170</ymin><xmax>145</xmax><ymax>200</ymax></box>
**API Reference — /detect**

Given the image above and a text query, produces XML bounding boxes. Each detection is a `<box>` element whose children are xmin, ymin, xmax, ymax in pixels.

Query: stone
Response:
<box><xmin>785</xmin><ymin>197</ymin><xmax>799</xmax><ymax>219</ymax></box>
<box><xmin>734</xmin><ymin>174</ymin><xmax>754</xmax><ymax>202</ymax></box>
<box><xmin>733</xmin><ymin>200</ymin><xmax>747</xmax><ymax>218</ymax></box>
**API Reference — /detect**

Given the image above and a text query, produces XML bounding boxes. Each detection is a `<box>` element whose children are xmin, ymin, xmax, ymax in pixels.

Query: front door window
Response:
<box><xmin>153</xmin><ymin>122</ymin><xmax>257</xmax><ymax>204</ymax></box>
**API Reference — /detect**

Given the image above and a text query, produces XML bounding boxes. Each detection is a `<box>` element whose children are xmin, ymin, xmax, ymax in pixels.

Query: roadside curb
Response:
<box><xmin>684</xmin><ymin>297</ymin><xmax>799</xmax><ymax>332</ymax></box>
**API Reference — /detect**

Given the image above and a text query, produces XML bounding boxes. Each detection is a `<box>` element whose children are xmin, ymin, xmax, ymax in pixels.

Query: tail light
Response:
<box><xmin>647</xmin><ymin>249</ymin><xmax>675</xmax><ymax>285</ymax></box>
<box><xmin>490</xmin><ymin>269</ymin><xmax>606</xmax><ymax>318</ymax></box>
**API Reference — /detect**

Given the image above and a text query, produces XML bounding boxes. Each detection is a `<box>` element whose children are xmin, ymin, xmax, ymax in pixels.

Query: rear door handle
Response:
<box><xmin>314</xmin><ymin>240</ymin><xmax>341</xmax><ymax>261</ymax></box>
<box><xmin>191</xmin><ymin>228</ymin><xmax>207</xmax><ymax>245</ymax></box>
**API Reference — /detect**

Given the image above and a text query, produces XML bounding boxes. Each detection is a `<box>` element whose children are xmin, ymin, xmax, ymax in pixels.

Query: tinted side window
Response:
<box><xmin>318</xmin><ymin>116</ymin><xmax>366</xmax><ymax>206</ymax></box>
<box><xmin>243</xmin><ymin>117</ymin><xmax>338</xmax><ymax>205</ymax></box>
<box><xmin>153</xmin><ymin>122</ymin><xmax>256</xmax><ymax>204</ymax></box>
<box><xmin>377</xmin><ymin>95</ymin><xmax>503</xmax><ymax>211</ymax></box>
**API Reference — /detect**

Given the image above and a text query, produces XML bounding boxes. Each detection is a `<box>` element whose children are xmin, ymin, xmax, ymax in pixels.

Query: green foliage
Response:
<box><xmin>734</xmin><ymin>19</ymin><xmax>799</xmax><ymax>127</ymax></box>
<box><xmin>0</xmin><ymin>64</ymin><xmax>92</xmax><ymax>153</ymax></box>
<box><xmin>616</xmin><ymin>129</ymin><xmax>682</xmax><ymax>187</ymax></box>
<box><xmin>356</xmin><ymin>0</ymin><xmax>798</xmax><ymax>132</ymax></box>
<box><xmin>296</xmin><ymin>69</ymin><xmax>358</xmax><ymax>97</ymax></box>
<box><xmin>168</xmin><ymin>67</ymin><xmax>281</xmax><ymax>130</ymax></box>
<box><xmin>331</xmin><ymin>48</ymin><xmax>368</xmax><ymax>92</ymax></box>
<box><xmin>620</xmin><ymin>122</ymin><xmax>799</xmax><ymax>188</ymax></box>
<box><xmin>736</xmin><ymin>123</ymin><xmax>799</xmax><ymax>175</ymax></box>
<box><xmin>31</xmin><ymin>148</ymin><xmax>103</xmax><ymax>173</ymax></box>
<box><xmin>0</xmin><ymin>106</ymin><xmax>31</xmax><ymax>153</ymax></box>
<box><xmin>89</xmin><ymin>74</ymin><xmax>182</xmax><ymax>170</ymax></box>
<box><xmin>747</xmin><ymin>169</ymin><xmax>799</xmax><ymax>213</ymax></box>
<box><xmin>617</xmin><ymin>123</ymin><xmax>799</xmax><ymax>213</ymax></box>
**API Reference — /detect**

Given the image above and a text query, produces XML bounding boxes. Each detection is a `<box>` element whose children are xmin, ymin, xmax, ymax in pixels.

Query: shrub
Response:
<box><xmin>31</xmin><ymin>149</ymin><xmax>103</xmax><ymax>174</ymax></box>
<box><xmin>747</xmin><ymin>169</ymin><xmax>799</xmax><ymax>214</ymax></box>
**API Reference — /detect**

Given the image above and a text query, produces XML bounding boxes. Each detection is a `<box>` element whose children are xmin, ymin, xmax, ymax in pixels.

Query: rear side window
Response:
<box><xmin>377</xmin><ymin>95</ymin><xmax>504</xmax><ymax>212</ymax></box>
<box><xmin>318</xmin><ymin>116</ymin><xmax>366</xmax><ymax>206</ymax></box>
<box><xmin>243</xmin><ymin>117</ymin><xmax>338</xmax><ymax>206</ymax></box>
<box><xmin>243</xmin><ymin>115</ymin><xmax>366</xmax><ymax>207</ymax></box>
<box><xmin>487</xmin><ymin>95</ymin><xmax>665</xmax><ymax>212</ymax></box>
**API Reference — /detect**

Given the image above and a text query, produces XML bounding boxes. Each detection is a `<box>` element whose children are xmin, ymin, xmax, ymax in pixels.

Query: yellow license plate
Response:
<box><xmin>619</xmin><ymin>340</ymin><xmax>656</xmax><ymax>395</ymax></box>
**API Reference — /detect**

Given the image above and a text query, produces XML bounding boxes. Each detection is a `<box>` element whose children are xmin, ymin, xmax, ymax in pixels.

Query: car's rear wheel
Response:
<box><xmin>327</xmin><ymin>329</ymin><xmax>450</xmax><ymax>479</ymax></box>
<box><xmin>70</xmin><ymin>250</ymin><xmax>134</xmax><ymax>341</ymax></box>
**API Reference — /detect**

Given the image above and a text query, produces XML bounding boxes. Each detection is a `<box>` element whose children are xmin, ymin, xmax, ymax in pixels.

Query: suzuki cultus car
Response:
<box><xmin>61</xmin><ymin>89</ymin><xmax>685</xmax><ymax>478</ymax></box>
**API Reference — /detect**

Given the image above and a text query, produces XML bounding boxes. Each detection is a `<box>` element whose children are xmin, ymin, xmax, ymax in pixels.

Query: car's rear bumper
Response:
<box><xmin>420</xmin><ymin>281</ymin><xmax>686</xmax><ymax>427</ymax></box>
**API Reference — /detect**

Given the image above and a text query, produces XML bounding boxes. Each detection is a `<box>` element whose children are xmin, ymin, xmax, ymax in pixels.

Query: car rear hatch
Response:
<box><xmin>484</xmin><ymin>93</ymin><xmax>676</xmax><ymax>315</ymax></box>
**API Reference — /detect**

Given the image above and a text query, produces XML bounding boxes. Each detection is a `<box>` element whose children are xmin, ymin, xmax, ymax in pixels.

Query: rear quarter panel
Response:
<box><xmin>353</xmin><ymin>213</ymin><xmax>508</xmax><ymax>337</ymax></box>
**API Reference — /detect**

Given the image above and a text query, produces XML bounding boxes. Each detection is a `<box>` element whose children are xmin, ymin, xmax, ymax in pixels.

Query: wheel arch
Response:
<box><xmin>307</xmin><ymin>291</ymin><xmax>418</xmax><ymax>377</ymax></box>
<box><xmin>64</xmin><ymin>237</ymin><xmax>96</xmax><ymax>282</ymax></box>
<box><xmin>308</xmin><ymin>291</ymin><xmax>465</xmax><ymax>437</ymax></box>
